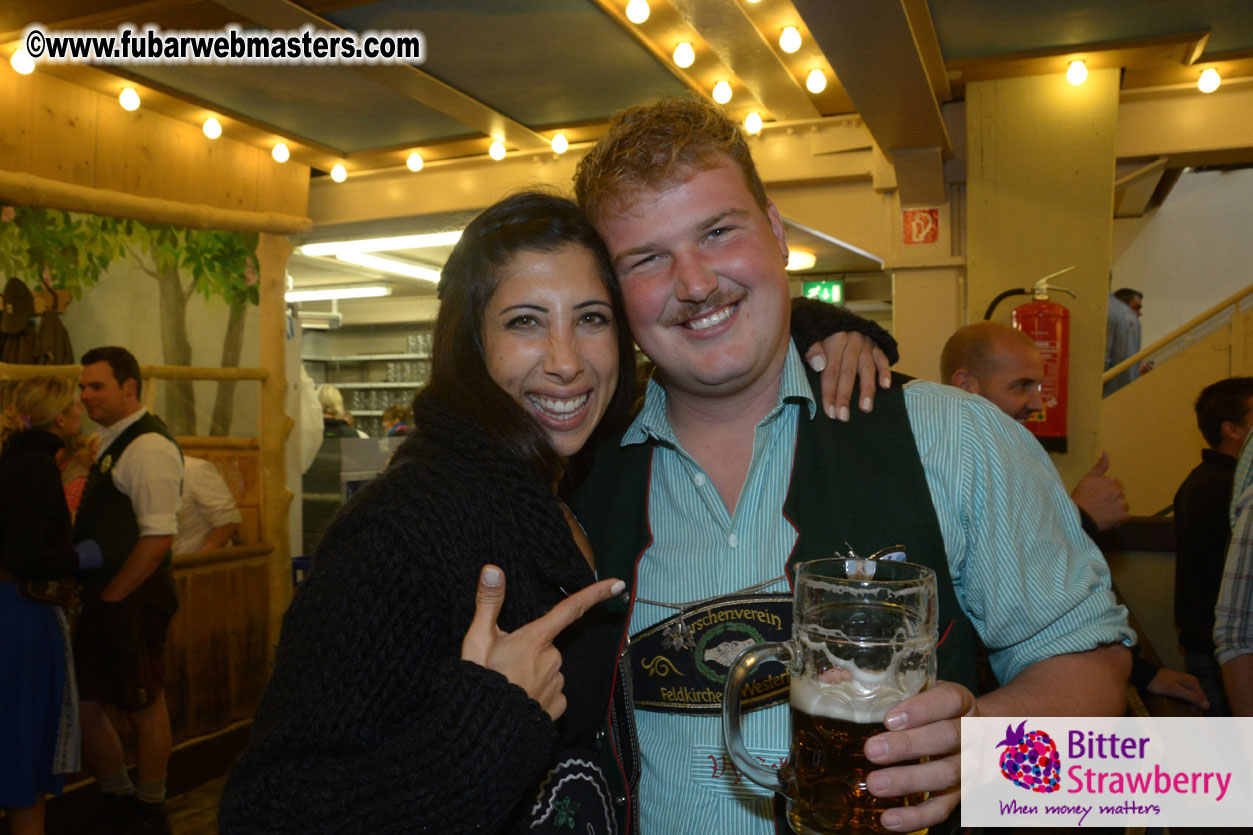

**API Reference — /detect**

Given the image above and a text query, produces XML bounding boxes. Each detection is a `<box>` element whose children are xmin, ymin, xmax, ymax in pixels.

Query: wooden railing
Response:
<box><xmin>0</xmin><ymin>362</ymin><xmax>268</xmax><ymax>382</ymax></box>
<box><xmin>1102</xmin><ymin>283</ymin><xmax>1253</xmax><ymax>384</ymax></box>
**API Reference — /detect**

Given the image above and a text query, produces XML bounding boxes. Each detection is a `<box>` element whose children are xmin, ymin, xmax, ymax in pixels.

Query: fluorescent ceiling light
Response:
<box><xmin>299</xmin><ymin>231</ymin><xmax>463</xmax><ymax>257</ymax></box>
<box><xmin>336</xmin><ymin>253</ymin><xmax>441</xmax><ymax>283</ymax></box>
<box><xmin>285</xmin><ymin>285</ymin><xmax>392</xmax><ymax>302</ymax></box>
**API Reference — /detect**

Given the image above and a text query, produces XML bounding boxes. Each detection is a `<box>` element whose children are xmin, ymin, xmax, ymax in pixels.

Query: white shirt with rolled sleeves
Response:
<box><xmin>172</xmin><ymin>456</ymin><xmax>242</xmax><ymax>554</ymax></box>
<box><xmin>94</xmin><ymin>407</ymin><xmax>184</xmax><ymax>538</ymax></box>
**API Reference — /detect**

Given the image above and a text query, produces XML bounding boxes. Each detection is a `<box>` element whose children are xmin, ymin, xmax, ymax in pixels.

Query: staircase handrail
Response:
<box><xmin>1102</xmin><ymin>282</ymin><xmax>1253</xmax><ymax>384</ymax></box>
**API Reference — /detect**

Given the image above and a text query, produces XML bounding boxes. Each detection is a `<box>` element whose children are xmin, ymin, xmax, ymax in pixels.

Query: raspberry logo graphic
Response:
<box><xmin>996</xmin><ymin>720</ymin><xmax>1061</xmax><ymax>793</ymax></box>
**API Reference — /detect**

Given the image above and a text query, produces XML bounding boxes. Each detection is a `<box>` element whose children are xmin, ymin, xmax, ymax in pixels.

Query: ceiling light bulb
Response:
<box><xmin>744</xmin><ymin>112</ymin><xmax>763</xmax><ymax>135</ymax></box>
<box><xmin>10</xmin><ymin>48</ymin><xmax>35</xmax><ymax>75</ymax></box>
<box><xmin>712</xmin><ymin>80</ymin><xmax>733</xmax><ymax>104</ymax></box>
<box><xmin>673</xmin><ymin>42</ymin><xmax>695</xmax><ymax>68</ymax></box>
<box><xmin>779</xmin><ymin>26</ymin><xmax>802</xmax><ymax>54</ymax></box>
<box><xmin>786</xmin><ymin>250</ymin><xmax>817</xmax><ymax>271</ymax></box>
<box><xmin>625</xmin><ymin>0</ymin><xmax>649</xmax><ymax>24</ymax></box>
<box><xmin>203</xmin><ymin>117</ymin><xmax>222</xmax><ymax>139</ymax></box>
<box><xmin>489</xmin><ymin>140</ymin><xmax>506</xmax><ymax>161</ymax></box>
<box><xmin>1198</xmin><ymin>68</ymin><xmax>1221</xmax><ymax>93</ymax></box>
<box><xmin>551</xmin><ymin>133</ymin><xmax>569</xmax><ymax>154</ymax></box>
<box><xmin>406</xmin><ymin>151</ymin><xmax>424</xmax><ymax>171</ymax></box>
<box><xmin>805</xmin><ymin>69</ymin><xmax>827</xmax><ymax>93</ymax></box>
<box><xmin>272</xmin><ymin>143</ymin><xmax>290</xmax><ymax>163</ymax></box>
<box><xmin>1066</xmin><ymin>60</ymin><xmax>1087</xmax><ymax>86</ymax></box>
<box><xmin>118</xmin><ymin>87</ymin><xmax>140</xmax><ymax>111</ymax></box>
<box><xmin>330</xmin><ymin>164</ymin><xmax>347</xmax><ymax>183</ymax></box>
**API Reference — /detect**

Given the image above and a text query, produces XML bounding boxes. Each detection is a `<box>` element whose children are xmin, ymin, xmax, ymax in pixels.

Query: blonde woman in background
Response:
<box><xmin>316</xmin><ymin>383</ymin><xmax>367</xmax><ymax>438</ymax></box>
<box><xmin>0</xmin><ymin>376</ymin><xmax>103</xmax><ymax>835</ymax></box>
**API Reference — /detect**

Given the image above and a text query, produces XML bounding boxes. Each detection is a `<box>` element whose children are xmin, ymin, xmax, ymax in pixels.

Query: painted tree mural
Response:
<box><xmin>0</xmin><ymin>205</ymin><xmax>259</xmax><ymax>435</ymax></box>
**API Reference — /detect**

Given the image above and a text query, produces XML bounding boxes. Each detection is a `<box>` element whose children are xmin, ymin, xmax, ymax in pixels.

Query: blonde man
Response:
<box><xmin>570</xmin><ymin>97</ymin><xmax>1132</xmax><ymax>835</ymax></box>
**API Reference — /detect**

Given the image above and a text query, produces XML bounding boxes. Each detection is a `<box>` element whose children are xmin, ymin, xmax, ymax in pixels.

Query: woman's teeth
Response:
<box><xmin>530</xmin><ymin>392</ymin><xmax>590</xmax><ymax>416</ymax></box>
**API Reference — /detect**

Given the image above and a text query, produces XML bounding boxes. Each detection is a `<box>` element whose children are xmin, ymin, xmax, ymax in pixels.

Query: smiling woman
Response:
<box><xmin>481</xmin><ymin>245</ymin><xmax>619</xmax><ymax>459</ymax></box>
<box><xmin>430</xmin><ymin>190</ymin><xmax>637</xmax><ymax>485</ymax></box>
<box><xmin>219</xmin><ymin>191</ymin><xmax>637</xmax><ymax>834</ymax></box>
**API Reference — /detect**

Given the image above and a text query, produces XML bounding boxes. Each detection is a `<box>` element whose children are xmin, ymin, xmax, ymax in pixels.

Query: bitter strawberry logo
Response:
<box><xmin>996</xmin><ymin>720</ymin><xmax>1061</xmax><ymax>793</ymax></box>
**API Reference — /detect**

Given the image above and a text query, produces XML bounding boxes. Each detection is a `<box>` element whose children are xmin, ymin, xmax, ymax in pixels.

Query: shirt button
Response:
<box><xmin>693</xmin><ymin>473</ymin><xmax>706</xmax><ymax>487</ymax></box>
<box><xmin>728</xmin><ymin>533</ymin><xmax>738</xmax><ymax>548</ymax></box>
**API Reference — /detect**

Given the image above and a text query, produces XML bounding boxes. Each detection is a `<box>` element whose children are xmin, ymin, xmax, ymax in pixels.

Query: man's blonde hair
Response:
<box><xmin>574</xmin><ymin>96</ymin><xmax>768</xmax><ymax>223</ymax></box>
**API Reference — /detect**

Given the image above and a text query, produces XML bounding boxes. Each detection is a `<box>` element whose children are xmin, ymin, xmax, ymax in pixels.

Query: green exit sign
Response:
<box><xmin>802</xmin><ymin>280</ymin><xmax>844</xmax><ymax>304</ymax></box>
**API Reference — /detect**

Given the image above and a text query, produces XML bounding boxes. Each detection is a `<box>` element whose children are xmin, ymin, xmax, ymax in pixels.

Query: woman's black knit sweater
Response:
<box><xmin>219</xmin><ymin>394</ymin><xmax>617</xmax><ymax>833</ymax></box>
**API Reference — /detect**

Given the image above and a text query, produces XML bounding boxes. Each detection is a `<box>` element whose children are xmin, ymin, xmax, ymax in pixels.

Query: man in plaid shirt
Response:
<box><xmin>1215</xmin><ymin>431</ymin><xmax>1253</xmax><ymax>715</ymax></box>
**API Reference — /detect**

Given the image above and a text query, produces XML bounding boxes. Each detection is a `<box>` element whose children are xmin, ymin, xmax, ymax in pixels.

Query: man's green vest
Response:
<box><xmin>572</xmin><ymin>371</ymin><xmax>977</xmax><ymax>834</ymax></box>
<box><xmin>574</xmin><ymin>370</ymin><xmax>978</xmax><ymax>690</ymax></box>
<box><xmin>74</xmin><ymin>411</ymin><xmax>181</xmax><ymax>597</ymax></box>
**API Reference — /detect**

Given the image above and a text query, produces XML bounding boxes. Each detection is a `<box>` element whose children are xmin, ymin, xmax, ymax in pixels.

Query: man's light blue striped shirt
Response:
<box><xmin>622</xmin><ymin>344</ymin><xmax>1132</xmax><ymax>834</ymax></box>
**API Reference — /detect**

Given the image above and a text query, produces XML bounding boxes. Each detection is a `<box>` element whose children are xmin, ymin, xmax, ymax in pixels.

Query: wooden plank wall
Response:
<box><xmin>168</xmin><ymin>444</ymin><xmax>268</xmax><ymax>741</ymax></box>
<box><xmin>167</xmin><ymin>559</ymin><xmax>270</xmax><ymax>741</ymax></box>
<box><xmin>0</xmin><ymin>65</ymin><xmax>308</xmax><ymax>217</ymax></box>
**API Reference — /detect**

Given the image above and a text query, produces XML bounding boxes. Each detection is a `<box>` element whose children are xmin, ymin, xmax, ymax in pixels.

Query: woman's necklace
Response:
<box><xmin>556</xmin><ymin>499</ymin><xmax>596</xmax><ymax>572</ymax></box>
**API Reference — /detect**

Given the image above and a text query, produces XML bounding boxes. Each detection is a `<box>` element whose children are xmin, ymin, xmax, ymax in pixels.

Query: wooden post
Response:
<box><xmin>257</xmin><ymin>232</ymin><xmax>294</xmax><ymax>658</ymax></box>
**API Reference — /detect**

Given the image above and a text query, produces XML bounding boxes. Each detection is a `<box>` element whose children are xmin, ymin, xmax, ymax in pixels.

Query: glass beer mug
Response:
<box><xmin>723</xmin><ymin>558</ymin><xmax>937</xmax><ymax>835</ymax></box>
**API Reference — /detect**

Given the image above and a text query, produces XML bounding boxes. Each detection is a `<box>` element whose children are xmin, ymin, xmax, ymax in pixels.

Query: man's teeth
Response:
<box><xmin>531</xmin><ymin>393</ymin><xmax>590</xmax><ymax>416</ymax></box>
<box><xmin>685</xmin><ymin>304</ymin><xmax>734</xmax><ymax>331</ymax></box>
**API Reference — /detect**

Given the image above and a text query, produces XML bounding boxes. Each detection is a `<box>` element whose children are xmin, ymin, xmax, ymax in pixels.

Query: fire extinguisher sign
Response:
<box><xmin>903</xmin><ymin>208</ymin><xmax>940</xmax><ymax>245</ymax></box>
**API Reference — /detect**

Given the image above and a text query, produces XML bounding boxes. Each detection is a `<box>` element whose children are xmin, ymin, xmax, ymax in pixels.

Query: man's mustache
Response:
<box><xmin>660</xmin><ymin>288</ymin><xmax>747</xmax><ymax>327</ymax></box>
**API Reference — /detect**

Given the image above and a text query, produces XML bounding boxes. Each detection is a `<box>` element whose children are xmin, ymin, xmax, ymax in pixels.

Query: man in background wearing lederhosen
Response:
<box><xmin>74</xmin><ymin>346</ymin><xmax>183</xmax><ymax>835</ymax></box>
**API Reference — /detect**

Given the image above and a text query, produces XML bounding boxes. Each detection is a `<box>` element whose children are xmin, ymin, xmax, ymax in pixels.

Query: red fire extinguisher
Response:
<box><xmin>984</xmin><ymin>268</ymin><xmax>1076</xmax><ymax>453</ymax></box>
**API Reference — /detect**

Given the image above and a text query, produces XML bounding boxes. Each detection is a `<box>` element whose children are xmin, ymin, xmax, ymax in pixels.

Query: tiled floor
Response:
<box><xmin>167</xmin><ymin>777</ymin><xmax>225</xmax><ymax>835</ymax></box>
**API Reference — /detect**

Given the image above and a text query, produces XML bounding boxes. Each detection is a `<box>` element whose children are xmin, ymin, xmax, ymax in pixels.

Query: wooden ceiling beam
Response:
<box><xmin>900</xmin><ymin>0</ymin><xmax>952</xmax><ymax>103</ymax></box>
<box><xmin>585</xmin><ymin>0</ymin><xmax>770</xmax><ymax>121</ymax></box>
<box><xmin>1117</xmin><ymin>82</ymin><xmax>1253</xmax><ymax>165</ymax></box>
<box><xmin>1113</xmin><ymin>156</ymin><xmax>1168</xmax><ymax>218</ymax></box>
<box><xmin>665</xmin><ymin>0</ymin><xmax>819</xmax><ymax>121</ymax></box>
<box><xmin>1123</xmin><ymin>47</ymin><xmax>1253</xmax><ymax>90</ymax></box>
<box><xmin>0</xmin><ymin>0</ymin><xmax>201</xmax><ymax>44</ymax></box>
<box><xmin>946</xmin><ymin>31</ymin><xmax>1211</xmax><ymax>96</ymax></box>
<box><xmin>794</xmin><ymin>0</ymin><xmax>949</xmax><ymax>155</ymax></box>
<box><xmin>209</xmin><ymin>0</ymin><xmax>551</xmax><ymax>151</ymax></box>
<box><xmin>793</xmin><ymin>0</ymin><xmax>949</xmax><ymax>205</ymax></box>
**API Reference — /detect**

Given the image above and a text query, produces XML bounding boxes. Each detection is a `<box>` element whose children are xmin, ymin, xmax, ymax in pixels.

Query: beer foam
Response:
<box><xmin>792</xmin><ymin>629</ymin><xmax>932</xmax><ymax>724</ymax></box>
<box><xmin>790</xmin><ymin>673</ymin><xmax>916</xmax><ymax>725</ymax></box>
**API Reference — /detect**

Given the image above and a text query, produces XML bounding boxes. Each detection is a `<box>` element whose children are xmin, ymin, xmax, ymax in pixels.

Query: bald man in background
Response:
<box><xmin>940</xmin><ymin>321</ymin><xmax>1207</xmax><ymax>709</ymax></box>
<box><xmin>941</xmin><ymin>321</ymin><xmax>1128</xmax><ymax>534</ymax></box>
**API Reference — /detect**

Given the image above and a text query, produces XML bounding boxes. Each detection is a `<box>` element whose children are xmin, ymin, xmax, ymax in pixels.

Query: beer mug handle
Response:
<box><xmin>722</xmin><ymin>641</ymin><xmax>797</xmax><ymax>798</ymax></box>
